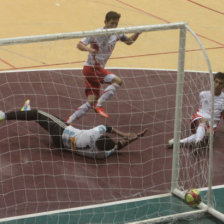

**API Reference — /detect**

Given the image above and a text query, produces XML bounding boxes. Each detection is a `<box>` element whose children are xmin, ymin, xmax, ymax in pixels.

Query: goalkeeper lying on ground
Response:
<box><xmin>0</xmin><ymin>100</ymin><xmax>147</xmax><ymax>159</ymax></box>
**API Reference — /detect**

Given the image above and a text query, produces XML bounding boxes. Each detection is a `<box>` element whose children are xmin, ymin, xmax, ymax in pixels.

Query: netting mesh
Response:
<box><xmin>179</xmin><ymin>72</ymin><xmax>210</xmax><ymax>190</ymax></box>
<box><xmin>0</xmin><ymin>69</ymin><xmax>210</xmax><ymax>217</ymax></box>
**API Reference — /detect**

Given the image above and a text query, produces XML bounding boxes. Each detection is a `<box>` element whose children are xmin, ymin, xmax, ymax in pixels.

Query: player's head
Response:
<box><xmin>214</xmin><ymin>72</ymin><xmax>224</xmax><ymax>96</ymax></box>
<box><xmin>104</xmin><ymin>11</ymin><xmax>121</xmax><ymax>29</ymax></box>
<box><xmin>95</xmin><ymin>135</ymin><xmax>116</xmax><ymax>151</ymax></box>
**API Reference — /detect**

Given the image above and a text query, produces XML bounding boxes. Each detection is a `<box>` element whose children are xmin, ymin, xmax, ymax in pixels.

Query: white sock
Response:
<box><xmin>96</xmin><ymin>83</ymin><xmax>119</xmax><ymax>107</ymax></box>
<box><xmin>180</xmin><ymin>134</ymin><xmax>197</xmax><ymax>144</ymax></box>
<box><xmin>195</xmin><ymin>123</ymin><xmax>206</xmax><ymax>143</ymax></box>
<box><xmin>67</xmin><ymin>102</ymin><xmax>91</xmax><ymax>123</ymax></box>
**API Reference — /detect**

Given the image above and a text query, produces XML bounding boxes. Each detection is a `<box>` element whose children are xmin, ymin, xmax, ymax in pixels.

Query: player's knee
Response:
<box><xmin>87</xmin><ymin>100</ymin><xmax>95</xmax><ymax>107</ymax></box>
<box><xmin>198</xmin><ymin>119</ymin><xmax>208</xmax><ymax>130</ymax></box>
<box><xmin>87</xmin><ymin>96</ymin><xmax>98</xmax><ymax>106</ymax></box>
<box><xmin>199</xmin><ymin>118</ymin><xmax>207</xmax><ymax>125</ymax></box>
<box><xmin>112</xmin><ymin>77</ymin><xmax>123</xmax><ymax>86</ymax></box>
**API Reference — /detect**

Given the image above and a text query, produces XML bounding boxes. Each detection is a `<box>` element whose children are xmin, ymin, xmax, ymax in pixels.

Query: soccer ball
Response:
<box><xmin>184</xmin><ymin>189</ymin><xmax>202</xmax><ymax>207</ymax></box>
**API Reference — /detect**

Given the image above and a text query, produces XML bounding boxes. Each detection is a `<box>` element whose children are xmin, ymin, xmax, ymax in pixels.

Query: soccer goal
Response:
<box><xmin>0</xmin><ymin>22</ymin><xmax>223</xmax><ymax>224</ymax></box>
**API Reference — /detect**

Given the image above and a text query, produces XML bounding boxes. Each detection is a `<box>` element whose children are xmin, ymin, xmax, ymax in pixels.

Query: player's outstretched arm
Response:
<box><xmin>115</xmin><ymin>128</ymin><xmax>148</xmax><ymax>151</ymax></box>
<box><xmin>110</xmin><ymin>127</ymin><xmax>147</xmax><ymax>139</ymax></box>
<box><xmin>110</xmin><ymin>127</ymin><xmax>136</xmax><ymax>138</ymax></box>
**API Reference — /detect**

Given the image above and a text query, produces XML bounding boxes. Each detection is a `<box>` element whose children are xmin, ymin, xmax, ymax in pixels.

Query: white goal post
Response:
<box><xmin>0</xmin><ymin>22</ymin><xmax>223</xmax><ymax>224</ymax></box>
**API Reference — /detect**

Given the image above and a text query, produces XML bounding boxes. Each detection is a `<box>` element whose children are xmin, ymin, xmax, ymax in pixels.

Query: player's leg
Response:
<box><xmin>66</xmin><ymin>101</ymin><xmax>92</xmax><ymax>124</ymax></box>
<box><xmin>168</xmin><ymin>117</ymin><xmax>208</xmax><ymax>149</ymax></box>
<box><xmin>66</xmin><ymin>66</ymin><xmax>99</xmax><ymax>123</ymax></box>
<box><xmin>3</xmin><ymin>109</ymin><xmax>66</xmax><ymax>148</ymax></box>
<box><xmin>168</xmin><ymin>134</ymin><xmax>198</xmax><ymax>149</ymax></box>
<box><xmin>94</xmin><ymin>68</ymin><xmax>122</xmax><ymax>118</ymax></box>
<box><xmin>195</xmin><ymin>118</ymin><xmax>208</xmax><ymax>143</ymax></box>
<box><xmin>66</xmin><ymin>90</ymin><xmax>99</xmax><ymax>124</ymax></box>
<box><xmin>95</xmin><ymin>75</ymin><xmax>122</xmax><ymax>107</ymax></box>
<box><xmin>168</xmin><ymin>117</ymin><xmax>200</xmax><ymax>148</ymax></box>
<box><xmin>5</xmin><ymin>110</ymin><xmax>39</xmax><ymax>121</ymax></box>
<box><xmin>4</xmin><ymin>109</ymin><xmax>66</xmax><ymax>129</ymax></box>
<box><xmin>68</xmin><ymin>66</ymin><xmax>122</xmax><ymax>120</ymax></box>
<box><xmin>37</xmin><ymin>110</ymin><xmax>67</xmax><ymax>148</ymax></box>
<box><xmin>66</xmin><ymin>93</ymin><xmax>101</xmax><ymax>124</ymax></box>
<box><xmin>0</xmin><ymin>100</ymin><xmax>32</xmax><ymax>121</ymax></box>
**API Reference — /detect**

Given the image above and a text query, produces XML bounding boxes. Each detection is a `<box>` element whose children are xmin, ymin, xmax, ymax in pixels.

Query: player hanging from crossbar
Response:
<box><xmin>0</xmin><ymin>100</ymin><xmax>147</xmax><ymax>159</ymax></box>
<box><xmin>66</xmin><ymin>11</ymin><xmax>141</xmax><ymax>124</ymax></box>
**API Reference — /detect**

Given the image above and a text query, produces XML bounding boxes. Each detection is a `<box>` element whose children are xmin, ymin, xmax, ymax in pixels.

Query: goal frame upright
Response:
<box><xmin>171</xmin><ymin>24</ymin><xmax>224</xmax><ymax>223</ymax></box>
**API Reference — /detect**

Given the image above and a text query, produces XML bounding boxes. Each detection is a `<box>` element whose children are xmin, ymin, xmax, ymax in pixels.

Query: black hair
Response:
<box><xmin>214</xmin><ymin>72</ymin><xmax>224</xmax><ymax>81</ymax></box>
<box><xmin>105</xmin><ymin>11</ymin><xmax>121</xmax><ymax>22</ymax></box>
<box><xmin>95</xmin><ymin>135</ymin><xmax>116</xmax><ymax>151</ymax></box>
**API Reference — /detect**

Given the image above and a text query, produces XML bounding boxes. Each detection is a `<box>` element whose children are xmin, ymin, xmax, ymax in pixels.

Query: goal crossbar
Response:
<box><xmin>0</xmin><ymin>22</ymin><xmax>187</xmax><ymax>46</ymax></box>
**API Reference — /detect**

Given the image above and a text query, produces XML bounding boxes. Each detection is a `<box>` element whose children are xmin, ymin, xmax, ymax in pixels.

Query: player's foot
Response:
<box><xmin>167</xmin><ymin>138</ymin><xmax>174</xmax><ymax>149</ymax></box>
<box><xmin>21</xmin><ymin>99</ymin><xmax>31</xmax><ymax>111</ymax></box>
<box><xmin>94</xmin><ymin>105</ymin><xmax>109</xmax><ymax>118</ymax></box>
<box><xmin>0</xmin><ymin>111</ymin><xmax>5</xmax><ymax>122</ymax></box>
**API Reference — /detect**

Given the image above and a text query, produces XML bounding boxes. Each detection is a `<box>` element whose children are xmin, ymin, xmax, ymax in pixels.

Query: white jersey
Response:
<box><xmin>197</xmin><ymin>91</ymin><xmax>224</xmax><ymax>127</ymax></box>
<box><xmin>62</xmin><ymin>125</ymin><xmax>107</xmax><ymax>151</ymax></box>
<box><xmin>62</xmin><ymin>125</ymin><xmax>115</xmax><ymax>159</ymax></box>
<box><xmin>81</xmin><ymin>28</ymin><xmax>126</xmax><ymax>68</ymax></box>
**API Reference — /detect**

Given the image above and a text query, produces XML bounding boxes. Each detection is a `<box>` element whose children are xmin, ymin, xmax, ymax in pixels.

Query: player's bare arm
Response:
<box><xmin>111</xmin><ymin>127</ymin><xmax>136</xmax><ymax>139</ymax></box>
<box><xmin>77</xmin><ymin>41</ymin><xmax>96</xmax><ymax>54</ymax></box>
<box><xmin>114</xmin><ymin>128</ymin><xmax>148</xmax><ymax>151</ymax></box>
<box><xmin>124</xmin><ymin>32</ymin><xmax>141</xmax><ymax>45</ymax></box>
<box><xmin>112</xmin><ymin>127</ymin><xmax>148</xmax><ymax>140</ymax></box>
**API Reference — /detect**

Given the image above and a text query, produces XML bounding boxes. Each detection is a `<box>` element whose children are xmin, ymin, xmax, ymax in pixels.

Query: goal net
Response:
<box><xmin>0</xmin><ymin>23</ymin><xmax>223</xmax><ymax>223</ymax></box>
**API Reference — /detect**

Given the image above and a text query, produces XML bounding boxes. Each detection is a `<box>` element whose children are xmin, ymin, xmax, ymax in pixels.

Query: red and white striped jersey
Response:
<box><xmin>80</xmin><ymin>28</ymin><xmax>126</xmax><ymax>68</ymax></box>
